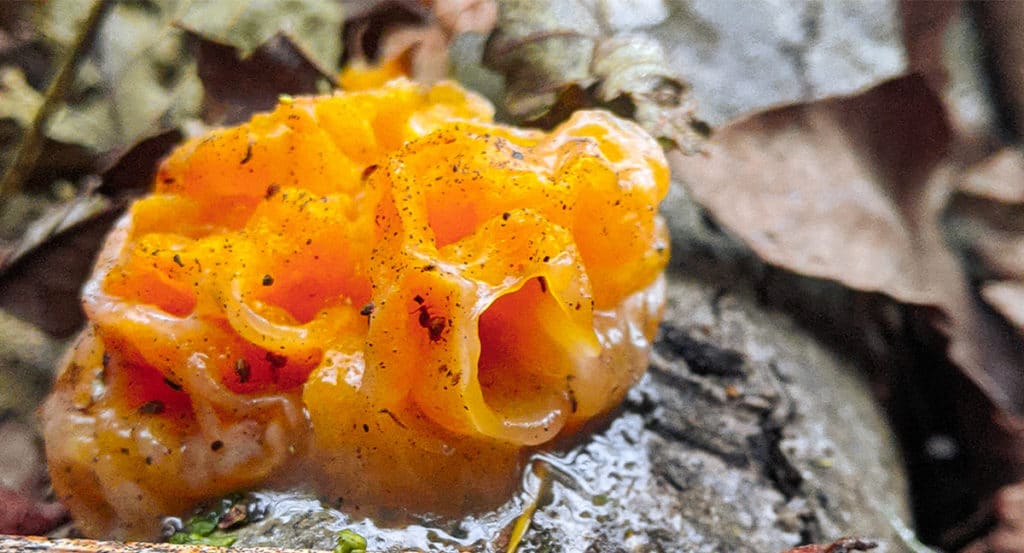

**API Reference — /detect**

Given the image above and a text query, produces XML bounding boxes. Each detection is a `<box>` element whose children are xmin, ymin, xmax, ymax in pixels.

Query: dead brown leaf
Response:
<box><xmin>901</xmin><ymin>0</ymin><xmax>960</xmax><ymax>88</ymax></box>
<box><xmin>0</xmin><ymin>207</ymin><xmax>121</xmax><ymax>338</ymax></box>
<box><xmin>175</xmin><ymin>0</ymin><xmax>344</xmax><ymax>77</ymax></box>
<box><xmin>371</xmin><ymin>23</ymin><xmax>449</xmax><ymax>85</ymax></box>
<box><xmin>97</xmin><ymin>129</ymin><xmax>183</xmax><ymax>200</ymax></box>
<box><xmin>0</xmin><ymin>187</ymin><xmax>109</xmax><ymax>270</ymax></box>
<box><xmin>671</xmin><ymin>76</ymin><xmax>951</xmax><ymax>306</ymax></box>
<box><xmin>900</xmin><ymin>1</ymin><xmax>997</xmax><ymax>144</ymax></box>
<box><xmin>191</xmin><ymin>33</ymin><xmax>334</xmax><ymax>125</ymax></box>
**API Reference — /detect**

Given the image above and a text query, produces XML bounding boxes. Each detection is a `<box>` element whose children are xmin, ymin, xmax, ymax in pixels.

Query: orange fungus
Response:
<box><xmin>40</xmin><ymin>79</ymin><xmax>670</xmax><ymax>539</ymax></box>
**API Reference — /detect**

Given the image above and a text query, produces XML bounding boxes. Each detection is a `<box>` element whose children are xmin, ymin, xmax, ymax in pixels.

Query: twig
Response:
<box><xmin>0</xmin><ymin>0</ymin><xmax>113</xmax><ymax>203</ymax></box>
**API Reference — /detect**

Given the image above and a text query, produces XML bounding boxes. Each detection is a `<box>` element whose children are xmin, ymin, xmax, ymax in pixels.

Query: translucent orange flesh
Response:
<box><xmin>40</xmin><ymin>79</ymin><xmax>670</xmax><ymax>539</ymax></box>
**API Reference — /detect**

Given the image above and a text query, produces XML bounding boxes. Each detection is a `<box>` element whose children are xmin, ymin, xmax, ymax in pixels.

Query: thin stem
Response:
<box><xmin>0</xmin><ymin>0</ymin><xmax>113</xmax><ymax>203</ymax></box>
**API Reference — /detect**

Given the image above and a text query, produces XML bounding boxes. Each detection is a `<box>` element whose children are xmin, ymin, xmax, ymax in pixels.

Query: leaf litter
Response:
<box><xmin>2</xmin><ymin>0</ymin><xmax>1024</xmax><ymax>551</ymax></box>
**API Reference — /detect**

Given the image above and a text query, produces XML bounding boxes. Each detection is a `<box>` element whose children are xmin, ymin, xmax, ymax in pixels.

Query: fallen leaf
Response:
<box><xmin>340</xmin><ymin>0</ymin><xmax>427</xmax><ymax>58</ymax></box>
<box><xmin>901</xmin><ymin>0</ymin><xmax>960</xmax><ymax>88</ymax></box>
<box><xmin>0</xmin><ymin>1</ymin><xmax>50</xmax><ymax>87</ymax></box>
<box><xmin>0</xmin><ymin>416</ymin><xmax>46</xmax><ymax>494</ymax></box>
<box><xmin>484</xmin><ymin>0</ymin><xmax>705</xmax><ymax>151</ymax></box>
<box><xmin>191</xmin><ymin>33</ymin><xmax>334</xmax><ymax>125</ymax></box>
<box><xmin>901</xmin><ymin>2</ymin><xmax>998</xmax><ymax>143</ymax></box>
<box><xmin>175</xmin><ymin>0</ymin><xmax>345</xmax><ymax>76</ymax></box>
<box><xmin>0</xmin><ymin>488</ymin><xmax>67</xmax><ymax>536</ymax></box>
<box><xmin>336</xmin><ymin>0</ymin><xmax>500</xmax><ymax>108</ymax></box>
<box><xmin>35</xmin><ymin>0</ymin><xmax>203</xmax><ymax>155</ymax></box>
<box><xmin>0</xmin><ymin>207</ymin><xmax>122</xmax><ymax>338</ymax></box>
<box><xmin>671</xmin><ymin>76</ymin><xmax>951</xmax><ymax>306</ymax></box>
<box><xmin>0</xmin><ymin>0</ymin><xmax>201</xmax><ymax>221</ymax></box>
<box><xmin>959</xmin><ymin>148</ymin><xmax>1024</xmax><ymax>205</ymax></box>
<box><xmin>370</xmin><ymin>23</ymin><xmax>449</xmax><ymax>85</ymax></box>
<box><xmin>982</xmin><ymin>282</ymin><xmax>1024</xmax><ymax>332</ymax></box>
<box><xmin>0</xmin><ymin>187</ymin><xmax>109</xmax><ymax>269</ymax></box>
<box><xmin>340</xmin><ymin>1</ymin><xmax>451</xmax><ymax>87</ymax></box>
<box><xmin>434</xmin><ymin>0</ymin><xmax>497</xmax><ymax>35</ymax></box>
<box><xmin>0</xmin><ymin>67</ymin><xmax>96</xmax><ymax>183</ymax></box>
<box><xmin>0</xmin><ymin>66</ymin><xmax>40</xmax><ymax>127</ymax></box>
<box><xmin>97</xmin><ymin>129</ymin><xmax>183</xmax><ymax>199</ymax></box>
<box><xmin>0</xmin><ymin>67</ymin><xmax>95</xmax><ymax>186</ymax></box>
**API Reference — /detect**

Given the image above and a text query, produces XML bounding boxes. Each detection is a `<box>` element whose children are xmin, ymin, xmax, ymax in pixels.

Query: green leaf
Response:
<box><xmin>335</xmin><ymin>529</ymin><xmax>367</xmax><ymax>553</ymax></box>
<box><xmin>187</xmin><ymin>516</ymin><xmax>218</xmax><ymax>536</ymax></box>
<box><xmin>168</xmin><ymin>531</ymin><xmax>238</xmax><ymax>547</ymax></box>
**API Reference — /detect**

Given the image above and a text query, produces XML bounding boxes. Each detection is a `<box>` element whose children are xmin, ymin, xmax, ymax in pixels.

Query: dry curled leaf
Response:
<box><xmin>672</xmin><ymin>76</ymin><xmax>951</xmax><ymax>306</ymax></box>
<box><xmin>484</xmin><ymin>0</ymin><xmax>705</xmax><ymax>151</ymax></box>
